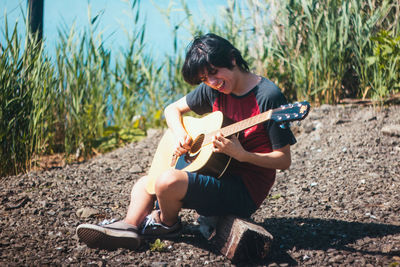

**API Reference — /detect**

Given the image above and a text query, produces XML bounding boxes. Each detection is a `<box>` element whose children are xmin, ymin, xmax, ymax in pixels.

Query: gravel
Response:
<box><xmin>1</xmin><ymin>104</ymin><xmax>400</xmax><ymax>266</ymax></box>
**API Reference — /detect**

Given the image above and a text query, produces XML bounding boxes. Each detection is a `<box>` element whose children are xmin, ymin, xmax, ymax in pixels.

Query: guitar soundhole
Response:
<box><xmin>181</xmin><ymin>134</ymin><xmax>204</xmax><ymax>164</ymax></box>
<box><xmin>190</xmin><ymin>134</ymin><xmax>204</xmax><ymax>155</ymax></box>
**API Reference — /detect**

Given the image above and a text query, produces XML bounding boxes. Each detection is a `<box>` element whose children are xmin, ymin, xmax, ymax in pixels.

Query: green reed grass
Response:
<box><xmin>263</xmin><ymin>0</ymin><xmax>398</xmax><ymax>103</ymax></box>
<box><xmin>55</xmin><ymin>21</ymin><xmax>112</xmax><ymax>159</ymax></box>
<box><xmin>0</xmin><ymin>0</ymin><xmax>171</xmax><ymax>175</ymax></box>
<box><xmin>0</xmin><ymin>19</ymin><xmax>57</xmax><ymax>176</ymax></box>
<box><xmin>172</xmin><ymin>0</ymin><xmax>399</xmax><ymax>104</ymax></box>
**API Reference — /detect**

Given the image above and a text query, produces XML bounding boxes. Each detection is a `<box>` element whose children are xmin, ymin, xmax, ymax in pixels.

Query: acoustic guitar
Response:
<box><xmin>146</xmin><ymin>101</ymin><xmax>310</xmax><ymax>194</ymax></box>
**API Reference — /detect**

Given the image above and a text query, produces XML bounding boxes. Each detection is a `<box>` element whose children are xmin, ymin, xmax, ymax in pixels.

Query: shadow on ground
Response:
<box><xmin>254</xmin><ymin>217</ymin><xmax>400</xmax><ymax>265</ymax></box>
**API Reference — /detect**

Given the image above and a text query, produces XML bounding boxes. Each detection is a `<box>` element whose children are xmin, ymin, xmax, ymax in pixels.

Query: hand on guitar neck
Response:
<box><xmin>211</xmin><ymin>132</ymin><xmax>244</xmax><ymax>161</ymax></box>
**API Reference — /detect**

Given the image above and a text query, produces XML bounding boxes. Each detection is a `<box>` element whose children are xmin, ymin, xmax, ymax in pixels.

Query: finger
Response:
<box><xmin>230</xmin><ymin>135</ymin><xmax>239</xmax><ymax>143</ymax></box>
<box><xmin>217</xmin><ymin>135</ymin><xmax>227</xmax><ymax>145</ymax></box>
<box><xmin>181</xmin><ymin>142</ymin><xmax>191</xmax><ymax>150</ymax></box>
<box><xmin>185</xmin><ymin>135</ymin><xmax>193</xmax><ymax>144</ymax></box>
<box><xmin>212</xmin><ymin>137</ymin><xmax>219</xmax><ymax>149</ymax></box>
<box><xmin>175</xmin><ymin>145</ymin><xmax>186</xmax><ymax>156</ymax></box>
<box><xmin>180</xmin><ymin>136</ymin><xmax>192</xmax><ymax>149</ymax></box>
<box><xmin>178</xmin><ymin>145</ymin><xmax>188</xmax><ymax>153</ymax></box>
<box><xmin>212</xmin><ymin>143</ymin><xmax>220</xmax><ymax>152</ymax></box>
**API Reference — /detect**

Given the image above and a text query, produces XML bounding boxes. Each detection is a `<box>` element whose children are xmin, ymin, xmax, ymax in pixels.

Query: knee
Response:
<box><xmin>154</xmin><ymin>169</ymin><xmax>186</xmax><ymax>197</ymax></box>
<box><xmin>131</xmin><ymin>175</ymin><xmax>148</xmax><ymax>194</ymax></box>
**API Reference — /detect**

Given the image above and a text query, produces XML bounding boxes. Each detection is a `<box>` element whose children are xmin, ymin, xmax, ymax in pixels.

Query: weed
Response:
<box><xmin>149</xmin><ymin>238</ymin><xmax>167</xmax><ymax>252</ymax></box>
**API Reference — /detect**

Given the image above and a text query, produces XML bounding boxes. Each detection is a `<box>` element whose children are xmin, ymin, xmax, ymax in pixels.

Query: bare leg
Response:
<box><xmin>124</xmin><ymin>176</ymin><xmax>156</xmax><ymax>227</ymax></box>
<box><xmin>155</xmin><ymin>169</ymin><xmax>189</xmax><ymax>226</ymax></box>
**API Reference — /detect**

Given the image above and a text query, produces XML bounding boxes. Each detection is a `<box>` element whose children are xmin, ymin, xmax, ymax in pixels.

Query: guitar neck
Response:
<box><xmin>204</xmin><ymin>110</ymin><xmax>273</xmax><ymax>144</ymax></box>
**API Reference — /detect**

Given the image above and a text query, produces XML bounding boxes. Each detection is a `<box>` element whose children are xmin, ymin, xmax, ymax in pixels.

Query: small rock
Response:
<box><xmin>359</xmin><ymin>110</ymin><xmax>377</xmax><ymax>122</ymax></box>
<box><xmin>381</xmin><ymin>243</ymin><xmax>393</xmax><ymax>253</ymax></box>
<box><xmin>314</xmin><ymin>121</ymin><xmax>323</xmax><ymax>130</ymax></box>
<box><xmin>47</xmin><ymin>210</ymin><xmax>56</xmax><ymax>216</ymax></box>
<box><xmin>303</xmin><ymin>122</ymin><xmax>315</xmax><ymax>133</ymax></box>
<box><xmin>76</xmin><ymin>207</ymin><xmax>99</xmax><ymax>218</ymax></box>
<box><xmin>129</xmin><ymin>165</ymin><xmax>143</xmax><ymax>173</ymax></box>
<box><xmin>328</xmin><ymin>255</ymin><xmax>344</xmax><ymax>263</ymax></box>
<box><xmin>335</xmin><ymin>119</ymin><xmax>351</xmax><ymax>125</ymax></box>
<box><xmin>381</xmin><ymin>125</ymin><xmax>400</xmax><ymax>137</ymax></box>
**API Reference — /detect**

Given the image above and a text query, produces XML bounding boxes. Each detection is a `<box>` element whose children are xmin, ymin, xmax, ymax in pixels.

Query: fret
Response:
<box><xmin>202</xmin><ymin>110</ymin><xmax>273</xmax><ymax>146</ymax></box>
<box><xmin>198</xmin><ymin>101</ymin><xmax>309</xmax><ymax>149</ymax></box>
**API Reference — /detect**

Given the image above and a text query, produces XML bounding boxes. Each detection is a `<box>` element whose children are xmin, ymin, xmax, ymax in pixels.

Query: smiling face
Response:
<box><xmin>199</xmin><ymin>65</ymin><xmax>239</xmax><ymax>95</ymax></box>
<box><xmin>181</xmin><ymin>34</ymin><xmax>250</xmax><ymax>86</ymax></box>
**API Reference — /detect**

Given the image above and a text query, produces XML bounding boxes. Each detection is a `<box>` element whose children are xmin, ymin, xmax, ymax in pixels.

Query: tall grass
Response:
<box><xmin>0</xmin><ymin>0</ymin><xmax>175</xmax><ymax>175</ymax></box>
<box><xmin>262</xmin><ymin>0</ymin><xmax>399</xmax><ymax>103</ymax></box>
<box><xmin>172</xmin><ymin>0</ymin><xmax>399</xmax><ymax>104</ymax></box>
<box><xmin>0</xmin><ymin>19</ymin><xmax>57</xmax><ymax>176</ymax></box>
<box><xmin>55</xmin><ymin>21</ymin><xmax>114</xmax><ymax>159</ymax></box>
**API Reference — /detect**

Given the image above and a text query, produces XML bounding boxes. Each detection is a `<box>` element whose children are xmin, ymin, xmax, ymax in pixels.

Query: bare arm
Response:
<box><xmin>239</xmin><ymin>144</ymin><xmax>291</xmax><ymax>170</ymax></box>
<box><xmin>212</xmin><ymin>133</ymin><xmax>292</xmax><ymax>170</ymax></box>
<box><xmin>164</xmin><ymin>96</ymin><xmax>192</xmax><ymax>156</ymax></box>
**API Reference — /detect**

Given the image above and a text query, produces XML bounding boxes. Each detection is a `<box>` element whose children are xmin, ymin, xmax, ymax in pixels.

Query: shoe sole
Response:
<box><xmin>141</xmin><ymin>228</ymin><xmax>183</xmax><ymax>240</ymax></box>
<box><xmin>77</xmin><ymin>224</ymin><xmax>140</xmax><ymax>250</ymax></box>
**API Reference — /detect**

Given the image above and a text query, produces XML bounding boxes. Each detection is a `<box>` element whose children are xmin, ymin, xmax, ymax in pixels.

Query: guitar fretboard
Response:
<box><xmin>203</xmin><ymin>110</ymin><xmax>273</xmax><ymax>145</ymax></box>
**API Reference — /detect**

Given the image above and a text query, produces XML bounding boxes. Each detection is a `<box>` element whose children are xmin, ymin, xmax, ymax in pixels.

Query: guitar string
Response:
<box><xmin>186</xmin><ymin>102</ymin><xmax>307</xmax><ymax>155</ymax></box>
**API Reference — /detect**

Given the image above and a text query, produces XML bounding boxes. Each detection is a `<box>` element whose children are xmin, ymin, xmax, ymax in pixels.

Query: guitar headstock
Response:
<box><xmin>271</xmin><ymin>101</ymin><xmax>311</xmax><ymax>124</ymax></box>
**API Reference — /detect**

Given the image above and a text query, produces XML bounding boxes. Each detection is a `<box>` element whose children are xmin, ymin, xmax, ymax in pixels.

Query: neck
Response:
<box><xmin>232</xmin><ymin>71</ymin><xmax>260</xmax><ymax>96</ymax></box>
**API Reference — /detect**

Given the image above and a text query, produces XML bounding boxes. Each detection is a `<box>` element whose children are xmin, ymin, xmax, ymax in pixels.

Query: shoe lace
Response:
<box><xmin>141</xmin><ymin>213</ymin><xmax>157</xmax><ymax>234</ymax></box>
<box><xmin>99</xmin><ymin>218</ymin><xmax>117</xmax><ymax>226</ymax></box>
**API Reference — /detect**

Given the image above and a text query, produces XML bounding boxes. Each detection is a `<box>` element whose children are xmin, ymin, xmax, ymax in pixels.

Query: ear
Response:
<box><xmin>231</xmin><ymin>58</ymin><xmax>236</xmax><ymax>66</ymax></box>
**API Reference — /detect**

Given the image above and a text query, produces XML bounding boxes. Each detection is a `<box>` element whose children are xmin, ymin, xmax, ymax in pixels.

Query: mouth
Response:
<box><xmin>215</xmin><ymin>81</ymin><xmax>225</xmax><ymax>91</ymax></box>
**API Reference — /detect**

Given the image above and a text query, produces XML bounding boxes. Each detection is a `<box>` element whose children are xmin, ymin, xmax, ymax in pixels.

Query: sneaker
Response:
<box><xmin>76</xmin><ymin>220</ymin><xmax>140</xmax><ymax>250</ymax></box>
<box><xmin>140</xmin><ymin>210</ymin><xmax>182</xmax><ymax>239</ymax></box>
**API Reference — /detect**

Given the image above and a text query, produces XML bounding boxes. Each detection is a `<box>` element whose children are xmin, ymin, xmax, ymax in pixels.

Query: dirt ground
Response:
<box><xmin>1</xmin><ymin>104</ymin><xmax>400</xmax><ymax>266</ymax></box>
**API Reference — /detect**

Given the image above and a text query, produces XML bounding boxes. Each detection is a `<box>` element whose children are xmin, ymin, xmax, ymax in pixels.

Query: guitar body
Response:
<box><xmin>146</xmin><ymin>111</ymin><xmax>231</xmax><ymax>194</ymax></box>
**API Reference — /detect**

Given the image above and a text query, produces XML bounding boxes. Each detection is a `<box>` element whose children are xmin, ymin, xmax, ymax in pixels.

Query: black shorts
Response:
<box><xmin>182</xmin><ymin>171</ymin><xmax>257</xmax><ymax>218</ymax></box>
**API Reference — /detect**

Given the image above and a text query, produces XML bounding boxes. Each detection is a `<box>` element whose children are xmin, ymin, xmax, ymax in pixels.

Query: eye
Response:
<box><xmin>209</xmin><ymin>68</ymin><xmax>218</xmax><ymax>75</ymax></box>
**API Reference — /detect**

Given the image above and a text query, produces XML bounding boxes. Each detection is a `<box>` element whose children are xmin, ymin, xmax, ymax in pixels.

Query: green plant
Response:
<box><xmin>94</xmin><ymin>124</ymin><xmax>146</xmax><ymax>153</ymax></box>
<box><xmin>0</xmin><ymin>18</ymin><xmax>57</xmax><ymax>176</ymax></box>
<box><xmin>366</xmin><ymin>30</ymin><xmax>400</xmax><ymax>101</ymax></box>
<box><xmin>149</xmin><ymin>238</ymin><xmax>167</xmax><ymax>252</ymax></box>
<box><xmin>55</xmin><ymin>20</ymin><xmax>111</xmax><ymax>160</ymax></box>
<box><xmin>269</xmin><ymin>193</ymin><xmax>282</xmax><ymax>200</ymax></box>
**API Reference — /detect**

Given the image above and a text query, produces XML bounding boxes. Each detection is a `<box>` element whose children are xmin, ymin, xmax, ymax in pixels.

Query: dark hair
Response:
<box><xmin>181</xmin><ymin>33</ymin><xmax>250</xmax><ymax>85</ymax></box>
